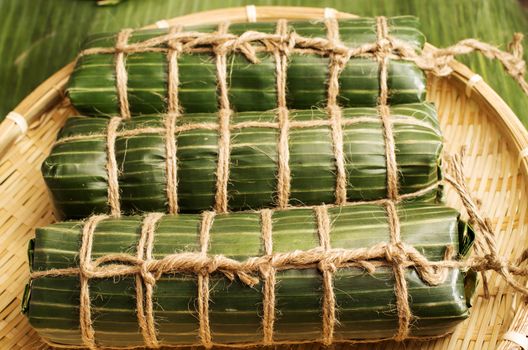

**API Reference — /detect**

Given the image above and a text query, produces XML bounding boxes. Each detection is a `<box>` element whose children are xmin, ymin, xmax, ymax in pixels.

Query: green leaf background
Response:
<box><xmin>1</xmin><ymin>0</ymin><xmax>527</xmax><ymax>125</ymax></box>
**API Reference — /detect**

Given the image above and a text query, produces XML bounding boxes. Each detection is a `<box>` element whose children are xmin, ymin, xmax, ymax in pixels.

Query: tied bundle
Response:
<box><xmin>67</xmin><ymin>16</ymin><xmax>426</xmax><ymax>117</ymax></box>
<box><xmin>25</xmin><ymin>202</ymin><xmax>474</xmax><ymax>348</ymax></box>
<box><xmin>42</xmin><ymin>103</ymin><xmax>443</xmax><ymax>218</ymax></box>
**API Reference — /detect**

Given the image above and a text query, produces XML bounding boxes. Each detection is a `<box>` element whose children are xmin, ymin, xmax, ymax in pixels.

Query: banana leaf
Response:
<box><xmin>24</xmin><ymin>202</ymin><xmax>475</xmax><ymax>347</ymax></box>
<box><xmin>67</xmin><ymin>16</ymin><xmax>426</xmax><ymax>116</ymax></box>
<box><xmin>42</xmin><ymin>103</ymin><xmax>443</xmax><ymax>219</ymax></box>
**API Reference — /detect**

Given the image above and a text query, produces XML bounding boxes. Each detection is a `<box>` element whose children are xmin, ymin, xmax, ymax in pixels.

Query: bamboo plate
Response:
<box><xmin>1</xmin><ymin>6</ymin><xmax>528</xmax><ymax>350</ymax></box>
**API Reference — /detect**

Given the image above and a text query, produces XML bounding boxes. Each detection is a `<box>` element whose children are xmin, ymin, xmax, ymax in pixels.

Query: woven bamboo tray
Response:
<box><xmin>1</xmin><ymin>6</ymin><xmax>528</xmax><ymax>350</ymax></box>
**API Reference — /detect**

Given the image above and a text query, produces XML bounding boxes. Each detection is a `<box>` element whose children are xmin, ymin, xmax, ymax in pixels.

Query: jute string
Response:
<box><xmin>115</xmin><ymin>29</ymin><xmax>132</xmax><ymax>120</ymax></box>
<box><xmin>325</xmin><ymin>18</ymin><xmax>348</xmax><ymax>205</ymax></box>
<box><xmin>314</xmin><ymin>205</ymin><xmax>336</xmax><ymax>345</ymax></box>
<box><xmin>135</xmin><ymin>213</ymin><xmax>163</xmax><ymax>348</ymax></box>
<box><xmin>78</xmin><ymin>214</ymin><xmax>109</xmax><ymax>350</ymax></box>
<box><xmin>165</xmin><ymin>25</ymin><xmax>182</xmax><ymax>214</ymax></box>
<box><xmin>106</xmin><ymin>117</ymin><xmax>122</xmax><ymax>217</ymax></box>
<box><xmin>375</xmin><ymin>16</ymin><xmax>411</xmax><ymax>340</ymax></box>
<box><xmin>214</xmin><ymin>22</ymin><xmax>232</xmax><ymax>213</ymax></box>
<box><xmin>385</xmin><ymin>200</ymin><xmax>412</xmax><ymax>340</ymax></box>
<box><xmin>275</xmin><ymin>19</ymin><xmax>291</xmax><ymax>209</ymax></box>
<box><xmin>198</xmin><ymin>211</ymin><xmax>215</xmax><ymax>348</ymax></box>
<box><xmin>55</xmin><ymin>115</ymin><xmax>433</xmax><ymax>145</ymax></box>
<box><xmin>377</xmin><ymin>17</ymin><xmax>400</xmax><ymax>201</ymax></box>
<box><xmin>164</xmin><ymin>113</ymin><xmax>178</xmax><ymax>214</ymax></box>
<box><xmin>260</xmin><ymin>209</ymin><xmax>275</xmax><ymax>344</ymax></box>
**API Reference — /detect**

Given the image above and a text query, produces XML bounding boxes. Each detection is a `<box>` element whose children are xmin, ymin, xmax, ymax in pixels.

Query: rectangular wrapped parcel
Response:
<box><xmin>67</xmin><ymin>16</ymin><xmax>426</xmax><ymax>116</ymax></box>
<box><xmin>24</xmin><ymin>202</ymin><xmax>474</xmax><ymax>348</ymax></box>
<box><xmin>42</xmin><ymin>103</ymin><xmax>443</xmax><ymax>218</ymax></box>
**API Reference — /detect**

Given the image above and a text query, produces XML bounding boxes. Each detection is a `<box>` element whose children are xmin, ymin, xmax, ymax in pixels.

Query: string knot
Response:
<box><xmin>377</xmin><ymin>37</ymin><xmax>392</xmax><ymax>55</ymax></box>
<box><xmin>219</xmin><ymin>32</ymin><xmax>259</xmax><ymax>64</ymax></box>
<box><xmin>115</xmin><ymin>29</ymin><xmax>132</xmax><ymax>53</ymax></box>
<box><xmin>333</xmin><ymin>53</ymin><xmax>349</xmax><ymax>69</ymax></box>
<box><xmin>167</xmin><ymin>26</ymin><xmax>183</xmax><ymax>53</ymax></box>
<box><xmin>168</xmin><ymin>40</ymin><xmax>182</xmax><ymax>53</ymax></box>
<box><xmin>203</xmin><ymin>256</ymin><xmax>219</xmax><ymax>275</ymax></box>
<box><xmin>485</xmin><ymin>254</ymin><xmax>507</xmax><ymax>271</ymax></box>
<box><xmin>384</xmin><ymin>243</ymin><xmax>406</xmax><ymax>264</ymax></box>
<box><xmin>276</xmin><ymin>34</ymin><xmax>291</xmax><ymax>55</ymax></box>
<box><xmin>214</xmin><ymin>45</ymin><xmax>229</xmax><ymax>57</ymax></box>
<box><xmin>259</xmin><ymin>259</ymin><xmax>274</xmax><ymax>277</ymax></box>
<box><xmin>318</xmin><ymin>259</ymin><xmax>337</xmax><ymax>273</ymax></box>
<box><xmin>141</xmin><ymin>261</ymin><xmax>157</xmax><ymax>285</ymax></box>
<box><xmin>79</xmin><ymin>261</ymin><xmax>94</xmax><ymax>278</ymax></box>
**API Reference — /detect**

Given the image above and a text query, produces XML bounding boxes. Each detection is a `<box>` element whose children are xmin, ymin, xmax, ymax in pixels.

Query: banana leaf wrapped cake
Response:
<box><xmin>24</xmin><ymin>202</ymin><xmax>474</xmax><ymax>348</ymax></box>
<box><xmin>42</xmin><ymin>103</ymin><xmax>443</xmax><ymax>218</ymax></box>
<box><xmin>67</xmin><ymin>16</ymin><xmax>426</xmax><ymax>116</ymax></box>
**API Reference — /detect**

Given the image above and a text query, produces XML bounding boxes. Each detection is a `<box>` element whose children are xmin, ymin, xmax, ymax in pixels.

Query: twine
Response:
<box><xmin>376</xmin><ymin>17</ymin><xmax>400</xmax><ymax>202</ymax></box>
<box><xmin>198</xmin><ymin>211</ymin><xmax>215</xmax><ymax>348</ymax></box>
<box><xmin>135</xmin><ymin>213</ymin><xmax>163</xmax><ymax>348</ymax></box>
<box><xmin>275</xmin><ymin>20</ymin><xmax>291</xmax><ymax>209</ymax></box>
<box><xmin>325</xmin><ymin>18</ymin><xmax>348</xmax><ymax>205</ymax></box>
<box><xmin>385</xmin><ymin>200</ymin><xmax>411</xmax><ymax>340</ymax></box>
<box><xmin>115</xmin><ymin>29</ymin><xmax>132</xmax><ymax>120</ymax></box>
<box><xmin>260</xmin><ymin>209</ymin><xmax>275</xmax><ymax>344</ymax></box>
<box><xmin>31</xmin><ymin>153</ymin><xmax>528</xmax><ymax>348</ymax></box>
<box><xmin>55</xmin><ymin>115</ymin><xmax>434</xmax><ymax>145</ymax></box>
<box><xmin>375</xmin><ymin>17</ymin><xmax>409</xmax><ymax>339</ymax></box>
<box><xmin>164</xmin><ymin>113</ymin><xmax>178</xmax><ymax>214</ymax></box>
<box><xmin>314</xmin><ymin>205</ymin><xmax>336</xmax><ymax>345</ymax></box>
<box><xmin>214</xmin><ymin>22</ymin><xmax>232</xmax><ymax>213</ymax></box>
<box><xmin>78</xmin><ymin>214</ymin><xmax>109</xmax><ymax>350</ymax></box>
<box><xmin>165</xmin><ymin>25</ymin><xmax>182</xmax><ymax>214</ymax></box>
<box><xmin>106</xmin><ymin>117</ymin><xmax>122</xmax><ymax>217</ymax></box>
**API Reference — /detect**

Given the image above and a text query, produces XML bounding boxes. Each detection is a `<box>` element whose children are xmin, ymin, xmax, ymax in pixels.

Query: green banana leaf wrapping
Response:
<box><xmin>24</xmin><ymin>202</ymin><xmax>474</xmax><ymax>347</ymax></box>
<box><xmin>67</xmin><ymin>16</ymin><xmax>426</xmax><ymax>116</ymax></box>
<box><xmin>42</xmin><ymin>103</ymin><xmax>443</xmax><ymax>219</ymax></box>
